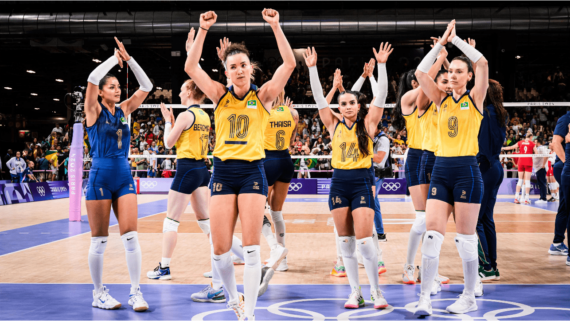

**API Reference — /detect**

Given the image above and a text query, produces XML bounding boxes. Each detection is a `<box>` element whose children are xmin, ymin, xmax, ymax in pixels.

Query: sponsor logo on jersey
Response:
<box><xmin>460</xmin><ymin>101</ymin><xmax>469</xmax><ymax>110</ymax></box>
<box><xmin>247</xmin><ymin>100</ymin><xmax>257</xmax><ymax>109</ymax></box>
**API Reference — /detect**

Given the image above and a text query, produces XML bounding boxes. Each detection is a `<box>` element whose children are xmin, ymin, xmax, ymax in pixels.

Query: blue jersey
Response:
<box><xmin>477</xmin><ymin>104</ymin><xmax>508</xmax><ymax>164</ymax></box>
<box><xmin>553</xmin><ymin>111</ymin><xmax>570</xmax><ymax>166</ymax></box>
<box><xmin>86</xmin><ymin>103</ymin><xmax>131</xmax><ymax>159</ymax></box>
<box><xmin>22</xmin><ymin>167</ymin><xmax>34</xmax><ymax>182</ymax></box>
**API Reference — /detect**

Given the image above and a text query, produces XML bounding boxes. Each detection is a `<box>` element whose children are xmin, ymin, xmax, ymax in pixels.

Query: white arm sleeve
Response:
<box><xmin>369</xmin><ymin>75</ymin><xmax>380</xmax><ymax>97</ymax></box>
<box><xmin>164</xmin><ymin>122</ymin><xmax>172</xmax><ymax>149</ymax></box>
<box><xmin>127</xmin><ymin>57</ymin><xmax>153</xmax><ymax>92</ymax></box>
<box><xmin>417</xmin><ymin>43</ymin><xmax>443</xmax><ymax>74</ymax></box>
<box><xmin>452</xmin><ymin>36</ymin><xmax>483</xmax><ymax>63</ymax></box>
<box><xmin>309</xmin><ymin>66</ymin><xmax>329</xmax><ymax>110</ymax></box>
<box><xmin>373</xmin><ymin>63</ymin><xmax>388</xmax><ymax>108</ymax></box>
<box><xmin>87</xmin><ymin>55</ymin><xmax>118</xmax><ymax>86</ymax></box>
<box><xmin>351</xmin><ymin>76</ymin><xmax>366</xmax><ymax>92</ymax></box>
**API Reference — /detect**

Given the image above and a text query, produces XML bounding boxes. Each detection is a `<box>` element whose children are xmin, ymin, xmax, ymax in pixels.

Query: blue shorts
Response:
<box><xmin>405</xmin><ymin>148</ymin><xmax>424</xmax><ymax>187</ymax></box>
<box><xmin>86</xmin><ymin>158</ymin><xmax>135</xmax><ymax>201</ymax></box>
<box><xmin>428</xmin><ymin>156</ymin><xmax>483</xmax><ymax>205</ymax></box>
<box><xmin>210</xmin><ymin>158</ymin><xmax>268</xmax><ymax>196</ymax></box>
<box><xmin>329</xmin><ymin>168</ymin><xmax>374</xmax><ymax>211</ymax></box>
<box><xmin>263</xmin><ymin>150</ymin><xmax>295</xmax><ymax>186</ymax></box>
<box><xmin>171</xmin><ymin>158</ymin><xmax>210</xmax><ymax>194</ymax></box>
<box><xmin>419</xmin><ymin>150</ymin><xmax>437</xmax><ymax>185</ymax></box>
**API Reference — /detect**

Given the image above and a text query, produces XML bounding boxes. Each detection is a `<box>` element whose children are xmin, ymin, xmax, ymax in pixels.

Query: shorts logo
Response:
<box><xmin>360</xmin><ymin>196</ymin><xmax>365</xmax><ymax>204</ymax></box>
<box><xmin>247</xmin><ymin>100</ymin><xmax>257</xmax><ymax>109</ymax></box>
<box><xmin>331</xmin><ymin>196</ymin><xmax>342</xmax><ymax>205</ymax></box>
<box><xmin>253</xmin><ymin>182</ymin><xmax>259</xmax><ymax>190</ymax></box>
<box><xmin>460</xmin><ymin>101</ymin><xmax>469</xmax><ymax>110</ymax></box>
<box><xmin>129</xmin><ymin>184</ymin><xmax>134</xmax><ymax>191</ymax></box>
<box><xmin>213</xmin><ymin>183</ymin><xmax>223</xmax><ymax>192</ymax></box>
<box><xmin>431</xmin><ymin>187</ymin><xmax>437</xmax><ymax>196</ymax></box>
<box><xmin>289</xmin><ymin>183</ymin><xmax>303</xmax><ymax>192</ymax></box>
<box><xmin>461</xmin><ymin>190</ymin><xmax>466</xmax><ymax>199</ymax></box>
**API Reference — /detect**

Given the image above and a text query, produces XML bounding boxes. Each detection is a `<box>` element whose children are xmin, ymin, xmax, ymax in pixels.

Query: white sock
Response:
<box><xmin>420</xmin><ymin>231</ymin><xmax>444</xmax><ymax>297</ymax></box>
<box><xmin>515</xmin><ymin>191</ymin><xmax>520</xmax><ymax>200</ymax></box>
<box><xmin>209</xmin><ymin>236</ymin><xmax>223</xmax><ymax>290</ymax></box>
<box><xmin>358</xmin><ymin>237</ymin><xmax>380</xmax><ymax>292</ymax></box>
<box><xmin>88</xmin><ymin>236</ymin><xmax>108</xmax><ymax>291</ymax></box>
<box><xmin>212</xmin><ymin>251</ymin><xmax>238</xmax><ymax>303</ymax></box>
<box><xmin>406</xmin><ymin>211</ymin><xmax>426</xmax><ymax>265</ymax></box>
<box><xmin>270</xmin><ymin>210</ymin><xmax>286</xmax><ymax>246</ymax></box>
<box><xmin>261</xmin><ymin>222</ymin><xmax>278</xmax><ymax>250</ymax></box>
<box><xmin>334</xmin><ymin>227</ymin><xmax>343</xmax><ymax>264</ymax></box>
<box><xmin>372</xmin><ymin>230</ymin><xmax>382</xmax><ymax>261</ymax></box>
<box><xmin>231</xmin><ymin>235</ymin><xmax>245</xmax><ymax>261</ymax></box>
<box><xmin>455</xmin><ymin>233</ymin><xmax>479</xmax><ymax>296</ymax></box>
<box><xmin>463</xmin><ymin>259</ymin><xmax>478</xmax><ymax>296</ymax></box>
<box><xmin>553</xmin><ymin>242</ymin><xmax>561</xmax><ymax>246</ymax></box>
<box><xmin>339</xmin><ymin>236</ymin><xmax>360</xmax><ymax>291</ymax></box>
<box><xmin>161</xmin><ymin>257</ymin><xmax>171</xmax><ymax>268</ymax></box>
<box><xmin>243</xmin><ymin>245</ymin><xmax>261</xmax><ymax>318</ymax></box>
<box><xmin>121</xmin><ymin>231</ymin><xmax>142</xmax><ymax>292</ymax></box>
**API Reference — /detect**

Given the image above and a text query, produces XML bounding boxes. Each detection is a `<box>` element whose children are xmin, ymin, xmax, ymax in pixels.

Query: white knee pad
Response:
<box><xmin>243</xmin><ymin>245</ymin><xmax>260</xmax><ymax>267</ymax></box>
<box><xmin>89</xmin><ymin>236</ymin><xmax>108</xmax><ymax>255</ymax></box>
<box><xmin>525</xmin><ymin>180</ymin><xmax>531</xmax><ymax>188</ymax></box>
<box><xmin>357</xmin><ymin>237</ymin><xmax>376</xmax><ymax>260</ymax></box>
<box><xmin>198</xmin><ymin>219</ymin><xmax>210</xmax><ymax>235</ymax></box>
<box><xmin>421</xmin><ymin>231</ymin><xmax>444</xmax><ymax>259</ymax></box>
<box><xmin>553</xmin><ymin>182</ymin><xmax>559</xmax><ymax>189</ymax></box>
<box><xmin>339</xmin><ymin>236</ymin><xmax>356</xmax><ymax>258</ymax></box>
<box><xmin>270</xmin><ymin>210</ymin><xmax>284</xmax><ymax>223</ymax></box>
<box><xmin>516</xmin><ymin>179</ymin><xmax>523</xmax><ymax>187</ymax></box>
<box><xmin>163</xmin><ymin>217</ymin><xmax>180</xmax><ymax>233</ymax></box>
<box><xmin>121</xmin><ymin>231</ymin><xmax>140</xmax><ymax>253</ymax></box>
<box><xmin>411</xmin><ymin>211</ymin><xmax>426</xmax><ymax>235</ymax></box>
<box><xmin>454</xmin><ymin>233</ymin><xmax>478</xmax><ymax>262</ymax></box>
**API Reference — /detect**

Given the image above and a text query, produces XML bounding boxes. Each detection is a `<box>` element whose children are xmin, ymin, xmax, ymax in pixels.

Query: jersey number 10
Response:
<box><xmin>227</xmin><ymin>114</ymin><xmax>250</xmax><ymax>139</ymax></box>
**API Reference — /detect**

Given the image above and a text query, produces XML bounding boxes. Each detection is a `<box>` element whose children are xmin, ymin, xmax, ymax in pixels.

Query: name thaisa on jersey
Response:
<box><xmin>269</xmin><ymin>120</ymin><xmax>292</xmax><ymax>128</ymax></box>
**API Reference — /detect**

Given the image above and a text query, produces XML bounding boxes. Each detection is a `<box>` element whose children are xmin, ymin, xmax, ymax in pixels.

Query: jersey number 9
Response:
<box><xmin>447</xmin><ymin>116</ymin><xmax>458</xmax><ymax>138</ymax></box>
<box><xmin>228</xmin><ymin>114</ymin><xmax>250</xmax><ymax>139</ymax></box>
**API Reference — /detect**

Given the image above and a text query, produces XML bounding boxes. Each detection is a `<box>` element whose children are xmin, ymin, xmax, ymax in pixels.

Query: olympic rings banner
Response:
<box><xmin>0</xmin><ymin>181</ymin><xmax>68</xmax><ymax>205</ymax></box>
<box><xmin>288</xmin><ymin>179</ymin><xmax>317</xmax><ymax>194</ymax></box>
<box><xmin>317</xmin><ymin>178</ymin><xmax>407</xmax><ymax>195</ymax></box>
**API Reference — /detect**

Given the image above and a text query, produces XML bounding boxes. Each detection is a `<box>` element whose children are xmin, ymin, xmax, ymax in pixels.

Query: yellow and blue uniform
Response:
<box><xmin>86</xmin><ymin>103</ymin><xmax>135</xmax><ymax>201</ymax></box>
<box><xmin>171</xmin><ymin>105</ymin><xmax>211</xmax><ymax>194</ymax></box>
<box><xmin>403</xmin><ymin>107</ymin><xmax>424</xmax><ymax>187</ymax></box>
<box><xmin>428</xmin><ymin>91</ymin><xmax>484</xmax><ymax>205</ymax></box>
<box><xmin>263</xmin><ymin>105</ymin><xmax>296</xmax><ymax>186</ymax></box>
<box><xmin>210</xmin><ymin>85</ymin><xmax>269</xmax><ymax>196</ymax></box>
<box><xmin>419</xmin><ymin>102</ymin><xmax>438</xmax><ymax>185</ymax></box>
<box><xmin>329</xmin><ymin>119</ymin><xmax>375</xmax><ymax>211</ymax></box>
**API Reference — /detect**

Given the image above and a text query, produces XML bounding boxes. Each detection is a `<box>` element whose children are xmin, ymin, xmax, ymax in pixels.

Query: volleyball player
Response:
<box><xmin>502</xmin><ymin>132</ymin><xmax>536</xmax><ymax>205</ymax></box>
<box><xmin>85</xmin><ymin>37</ymin><xmax>152</xmax><ymax>311</ymax></box>
<box><xmin>186</xmin><ymin>9</ymin><xmax>295</xmax><ymax>320</ymax></box>
<box><xmin>413</xmin><ymin>20</ymin><xmax>489</xmax><ymax>315</ymax></box>
<box><xmin>261</xmin><ymin>94</ymin><xmax>298</xmax><ymax>274</ymax></box>
<box><xmin>404</xmin><ymin>37</ymin><xmax>451</xmax><ymax>290</ymax></box>
<box><xmin>546</xmin><ymin>149</ymin><xmax>559</xmax><ymax>201</ymax></box>
<box><xmin>476</xmin><ymin>80</ymin><xmax>508</xmax><ymax>284</ymax></box>
<box><xmin>305</xmin><ymin>43</ymin><xmax>392</xmax><ymax>309</ymax></box>
<box><xmin>550</xmin><ymin>110</ymin><xmax>570</xmax><ymax>258</ymax></box>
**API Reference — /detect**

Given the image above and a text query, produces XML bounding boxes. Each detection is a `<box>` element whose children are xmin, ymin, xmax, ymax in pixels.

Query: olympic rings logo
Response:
<box><xmin>141</xmin><ymin>181</ymin><xmax>158</xmax><ymax>188</ymax></box>
<box><xmin>190</xmin><ymin>298</ymin><xmax>570</xmax><ymax>320</ymax></box>
<box><xmin>36</xmin><ymin>186</ymin><xmax>45</xmax><ymax>197</ymax></box>
<box><xmin>382</xmin><ymin>182</ymin><xmax>401</xmax><ymax>191</ymax></box>
<box><xmin>289</xmin><ymin>183</ymin><xmax>303</xmax><ymax>192</ymax></box>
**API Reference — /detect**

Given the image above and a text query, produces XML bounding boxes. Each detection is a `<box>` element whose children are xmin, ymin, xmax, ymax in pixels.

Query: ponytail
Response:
<box><xmin>338</xmin><ymin>91</ymin><xmax>370</xmax><ymax>158</ymax></box>
<box><xmin>392</xmin><ymin>70</ymin><xmax>417</xmax><ymax>131</ymax></box>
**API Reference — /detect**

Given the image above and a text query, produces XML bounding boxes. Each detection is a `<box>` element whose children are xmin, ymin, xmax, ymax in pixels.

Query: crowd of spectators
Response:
<box><xmin>515</xmin><ymin>68</ymin><xmax>570</xmax><ymax>102</ymax></box>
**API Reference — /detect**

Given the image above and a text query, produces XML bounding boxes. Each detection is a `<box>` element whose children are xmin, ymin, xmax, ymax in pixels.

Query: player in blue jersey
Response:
<box><xmin>84</xmin><ymin>37</ymin><xmax>153</xmax><ymax>311</ymax></box>
<box><xmin>551</xmin><ymin>110</ymin><xmax>570</xmax><ymax>262</ymax></box>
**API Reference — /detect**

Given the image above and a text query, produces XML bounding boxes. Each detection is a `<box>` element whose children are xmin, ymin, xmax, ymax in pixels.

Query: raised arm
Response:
<box><xmin>258</xmin><ymin>9</ymin><xmax>296</xmax><ymax>110</ymax></box>
<box><xmin>304</xmin><ymin>47</ymin><xmax>337</xmax><ymax>133</ymax></box>
<box><xmin>415</xmin><ymin>20</ymin><xmax>456</xmax><ymax>108</ymax></box>
<box><xmin>285</xmin><ymin>97</ymin><xmax>299</xmax><ymax>147</ymax></box>
<box><xmin>351</xmin><ymin>59</ymin><xmax>373</xmax><ymax>92</ymax></box>
<box><xmin>115</xmin><ymin>37</ymin><xmax>153</xmax><ymax>116</ymax></box>
<box><xmin>502</xmin><ymin>144</ymin><xmax>519</xmax><ymax>152</ymax></box>
<box><xmin>327</xmin><ymin>69</ymin><xmax>344</xmax><ymax>122</ymax></box>
<box><xmin>85</xmin><ymin>49</ymin><xmax>122</xmax><ymax>127</ymax></box>
<box><xmin>366</xmin><ymin>42</ymin><xmax>393</xmax><ymax>136</ymax></box>
<box><xmin>184</xmin><ymin>13</ymin><xmax>227</xmax><ymax>104</ymax></box>
<box><xmin>416</xmin><ymin>37</ymin><xmax>448</xmax><ymax>111</ymax></box>
<box><xmin>161</xmin><ymin>103</ymin><xmax>195</xmax><ymax>149</ymax></box>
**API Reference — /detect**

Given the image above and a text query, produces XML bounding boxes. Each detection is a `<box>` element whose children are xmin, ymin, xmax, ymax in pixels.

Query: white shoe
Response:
<box><xmin>430</xmin><ymin>279</ymin><xmax>441</xmax><ymax>295</ymax></box>
<box><xmin>275</xmin><ymin>257</ymin><xmax>288</xmax><ymax>272</ymax></box>
<box><xmin>371</xmin><ymin>289</ymin><xmax>388</xmax><ymax>309</ymax></box>
<box><xmin>227</xmin><ymin>293</ymin><xmax>245</xmax><ymax>321</ymax></box>
<box><xmin>405</xmin><ymin>195</ymin><xmax>412</xmax><ymax>201</ymax></box>
<box><xmin>475</xmin><ymin>279</ymin><xmax>484</xmax><ymax>297</ymax></box>
<box><xmin>92</xmin><ymin>286</ymin><xmax>121</xmax><ymax>310</ymax></box>
<box><xmin>414</xmin><ymin>295</ymin><xmax>432</xmax><ymax>316</ymax></box>
<box><xmin>232</xmin><ymin>254</ymin><xmax>244</xmax><ymax>265</ymax></box>
<box><xmin>203</xmin><ymin>271</ymin><xmax>213</xmax><ymax>278</ymax></box>
<box><xmin>265</xmin><ymin>245</ymin><xmax>288</xmax><ymax>270</ymax></box>
<box><xmin>258</xmin><ymin>266</ymin><xmax>274</xmax><ymax>297</ymax></box>
<box><xmin>446</xmin><ymin>293</ymin><xmax>477</xmax><ymax>314</ymax></box>
<box><xmin>402</xmin><ymin>264</ymin><xmax>415</xmax><ymax>284</ymax></box>
<box><xmin>128</xmin><ymin>287</ymin><xmax>149</xmax><ymax>312</ymax></box>
<box><xmin>344</xmin><ymin>287</ymin><xmax>365</xmax><ymax>309</ymax></box>
<box><xmin>535</xmin><ymin>199</ymin><xmax>548</xmax><ymax>204</ymax></box>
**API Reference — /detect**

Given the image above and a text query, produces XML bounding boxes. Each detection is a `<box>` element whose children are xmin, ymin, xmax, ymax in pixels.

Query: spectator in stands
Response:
<box><xmin>302</xmin><ymin>141</ymin><xmax>311</xmax><ymax>155</ymax></box>
<box><xmin>294</xmin><ymin>136</ymin><xmax>303</xmax><ymax>152</ymax></box>
<box><xmin>37</xmin><ymin>153</ymin><xmax>50</xmax><ymax>182</ymax></box>
<box><xmin>52</xmin><ymin>123</ymin><xmax>63</xmax><ymax>135</ymax></box>
<box><xmin>22</xmin><ymin>161</ymin><xmax>38</xmax><ymax>183</ymax></box>
<box><xmin>147</xmin><ymin>149</ymin><xmax>157</xmax><ymax>178</ymax></box>
<box><xmin>135</xmin><ymin>148</ymin><xmax>147</xmax><ymax>178</ymax></box>
<box><xmin>7</xmin><ymin>151</ymin><xmax>26</xmax><ymax>183</ymax></box>
<box><xmin>145</xmin><ymin>130</ymin><xmax>155</xmax><ymax>146</ymax></box>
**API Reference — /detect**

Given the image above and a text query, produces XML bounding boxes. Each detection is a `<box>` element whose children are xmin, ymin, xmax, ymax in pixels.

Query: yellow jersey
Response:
<box><xmin>419</xmin><ymin>102</ymin><xmax>438</xmax><ymax>153</ymax></box>
<box><xmin>436</xmin><ymin>92</ymin><xmax>483</xmax><ymax>157</ymax></box>
<box><xmin>213</xmin><ymin>85</ymin><xmax>269</xmax><ymax>161</ymax></box>
<box><xmin>175</xmin><ymin>105</ymin><xmax>211</xmax><ymax>160</ymax></box>
<box><xmin>264</xmin><ymin>105</ymin><xmax>295</xmax><ymax>151</ymax></box>
<box><xmin>332</xmin><ymin>120</ymin><xmax>373</xmax><ymax>170</ymax></box>
<box><xmin>403</xmin><ymin>107</ymin><xmax>423</xmax><ymax>149</ymax></box>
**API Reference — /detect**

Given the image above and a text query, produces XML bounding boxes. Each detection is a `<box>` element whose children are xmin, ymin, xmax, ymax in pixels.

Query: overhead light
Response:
<box><xmin>118</xmin><ymin>69</ymin><xmax>121</xmax><ymax>72</ymax></box>
<box><xmin>515</xmin><ymin>55</ymin><xmax>522</xmax><ymax>59</ymax></box>
<box><xmin>55</xmin><ymin>79</ymin><xmax>63</xmax><ymax>82</ymax></box>
<box><xmin>156</xmin><ymin>87</ymin><xmax>162</xmax><ymax>90</ymax></box>
<box><xmin>27</xmin><ymin>70</ymin><xmax>36</xmax><ymax>74</ymax></box>
<box><xmin>340</xmin><ymin>40</ymin><xmax>346</xmax><ymax>44</ymax></box>
<box><xmin>4</xmin><ymin>87</ymin><xmax>12</xmax><ymax>90</ymax></box>
<box><xmin>53</xmin><ymin>98</ymin><xmax>60</xmax><ymax>101</ymax></box>
<box><xmin>92</xmin><ymin>58</ymin><xmax>102</xmax><ymax>63</ymax></box>
<box><xmin>34</xmin><ymin>107</ymin><xmax>40</xmax><ymax>110</ymax></box>
<box><xmin>201</xmin><ymin>58</ymin><xmax>204</xmax><ymax>61</ymax></box>
<box><xmin>212</xmin><ymin>69</ymin><xmax>218</xmax><ymax>72</ymax></box>
<box><xmin>31</xmin><ymin>93</ymin><xmax>38</xmax><ymax>96</ymax></box>
<box><xmin>53</xmin><ymin>111</ymin><xmax>57</xmax><ymax>113</ymax></box>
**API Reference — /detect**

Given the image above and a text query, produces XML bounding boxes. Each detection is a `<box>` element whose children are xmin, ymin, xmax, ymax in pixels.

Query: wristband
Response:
<box><xmin>200</xmin><ymin>27</ymin><xmax>209</xmax><ymax>31</ymax></box>
<box><xmin>417</xmin><ymin>43</ymin><xmax>443</xmax><ymax>74</ymax></box>
<box><xmin>451</xmin><ymin>36</ymin><xmax>483</xmax><ymax>63</ymax></box>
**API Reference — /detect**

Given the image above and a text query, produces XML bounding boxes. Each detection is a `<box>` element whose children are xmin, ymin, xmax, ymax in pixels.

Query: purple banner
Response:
<box><xmin>47</xmin><ymin>181</ymin><xmax>69</xmax><ymax>199</ymax></box>
<box><xmin>287</xmin><ymin>178</ymin><xmax>317</xmax><ymax>194</ymax></box>
<box><xmin>379</xmin><ymin>178</ymin><xmax>407</xmax><ymax>194</ymax></box>
<box><xmin>139</xmin><ymin>178</ymin><xmax>174</xmax><ymax>193</ymax></box>
<box><xmin>29</xmin><ymin>182</ymin><xmax>54</xmax><ymax>202</ymax></box>
<box><xmin>0</xmin><ymin>183</ymin><xmax>34</xmax><ymax>205</ymax></box>
<box><xmin>498</xmin><ymin>178</ymin><xmax>541</xmax><ymax>195</ymax></box>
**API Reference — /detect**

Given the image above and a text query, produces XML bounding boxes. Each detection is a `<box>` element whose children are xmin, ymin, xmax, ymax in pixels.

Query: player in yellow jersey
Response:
<box><xmin>305</xmin><ymin>43</ymin><xmax>392</xmax><ymax>310</ymax></box>
<box><xmin>259</xmin><ymin>93</ymin><xmax>298</xmax><ymax>277</ymax></box>
<box><xmin>185</xmin><ymin>9</ymin><xmax>295</xmax><ymax>320</ymax></box>
<box><xmin>413</xmin><ymin>20</ymin><xmax>489</xmax><ymax>316</ymax></box>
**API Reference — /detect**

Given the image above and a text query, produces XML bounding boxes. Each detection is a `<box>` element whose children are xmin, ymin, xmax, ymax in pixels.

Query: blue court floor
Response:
<box><xmin>1</xmin><ymin>284</ymin><xmax>569</xmax><ymax>320</ymax></box>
